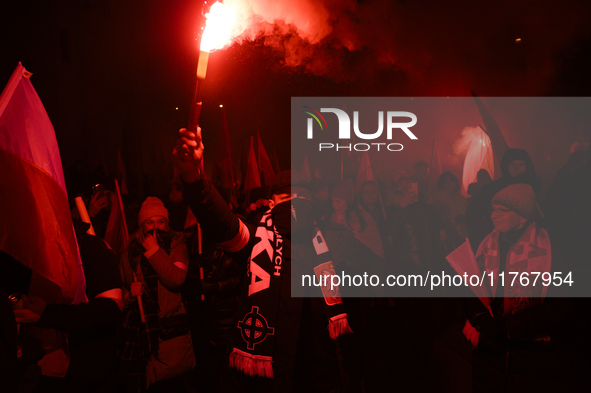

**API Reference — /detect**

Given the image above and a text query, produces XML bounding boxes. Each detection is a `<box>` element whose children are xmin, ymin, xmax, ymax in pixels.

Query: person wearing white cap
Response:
<box><xmin>119</xmin><ymin>196</ymin><xmax>195</xmax><ymax>391</ymax></box>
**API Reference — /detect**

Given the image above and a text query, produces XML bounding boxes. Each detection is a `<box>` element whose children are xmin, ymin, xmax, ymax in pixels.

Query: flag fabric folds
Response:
<box><xmin>0</xmin><ymin>63</ymin><xmax>86</xmax><ymax>377</ymax></box>
<box><xmin>446</xmin><ymin>240</ymin><xmax>493</xmax><ymax>316</ymax></box>
<box><xmin>257</xmin><ymin>130</ymin><xmax>275</xmax><ymax>184</ymax></box>
<box><xmin>302</xmin><ymin>156</ymin><xmax>311</xmax><ymax>179</ymax></box>
<box><xmin>104</xmin><ymin>180</ymin><xmax>128</xmax><ymax>256</ymax></box>
<box><xmin>462</xmin><ymin>126</ymin><xmax>494</xmax><ymax>197</ymax></box>
<box><xmin>472</xmin><ymin>93</ymin><xmax>509</xmax><ymax>179</ymax></box>
<box><xmin>0</xmin><ymin>63</ymin><xmax>85</xmax><ymax>305</ymax></box>
<box><xmin>243</xmin><ymin>136</ymin><xmax>261</xmax><ymax>192</ymax></box>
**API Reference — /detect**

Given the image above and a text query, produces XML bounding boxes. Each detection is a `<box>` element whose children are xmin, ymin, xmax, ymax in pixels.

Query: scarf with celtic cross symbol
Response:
<box><xmin>229</xmin><ymin>210</ymin><xmax>352</xmax><ymax>379</ymax></box>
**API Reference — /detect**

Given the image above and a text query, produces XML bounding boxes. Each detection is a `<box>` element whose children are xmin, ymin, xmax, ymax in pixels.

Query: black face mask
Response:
<box><xmin>149</xmin><ymin>228</ymin><xmax>173</xmax><ymax>251</ymax></box>
<box><xmin>272</xmin><ymin>198</ymin><xmax>314</xmax><ymax>237</ymax></box>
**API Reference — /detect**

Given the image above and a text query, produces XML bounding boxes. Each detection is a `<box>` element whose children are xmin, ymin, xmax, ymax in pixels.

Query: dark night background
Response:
<box><xmin>2</xmin><ymin>0</ymin><xmax>591</xmax><ymax>192</ymax></box>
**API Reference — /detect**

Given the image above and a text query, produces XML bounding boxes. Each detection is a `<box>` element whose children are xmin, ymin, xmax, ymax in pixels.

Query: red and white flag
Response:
<box><xmin>472</xmin><ymin>93</ymin><xmax>509</xmax><ymax>179</ymax></box>
<box><xmin>243</xmin><ymin>136</ymin><xmax>261</xmax><ymax>192</ymax></box>
<box><xmin>462</xmin><ymin>126</ymin><xmax>494</xmax><ymax>197</ymax></box>
<box><xmin>257</xmin><ymin>130</ymin><xmax>275</xmax><ymax>184</ymax></box>
<box><xmin>0</xmin><ymin>63</ymin><xmax>85</xmax><ymax>304</ymax></box>
<box><xmin>0</xmin><ymin>63</ymin><xmax>86</xmax><ymax>377</ymax></box>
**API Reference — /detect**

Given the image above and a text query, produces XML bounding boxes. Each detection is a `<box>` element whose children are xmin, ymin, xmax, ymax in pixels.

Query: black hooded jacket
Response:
<box><xmin>465</xmin><ymin>149</ymin><xmax>542</xmax><ymax>249</ymax></box>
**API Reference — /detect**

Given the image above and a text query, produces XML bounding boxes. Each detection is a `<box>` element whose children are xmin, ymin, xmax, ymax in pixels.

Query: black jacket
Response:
<box><xmin>182</xmin><ymin>174</ymin><xmax>373</xmax><ymax>392</ymax></box>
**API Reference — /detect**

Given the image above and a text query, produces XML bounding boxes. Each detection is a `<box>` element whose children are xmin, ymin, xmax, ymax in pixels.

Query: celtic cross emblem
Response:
<box><xmin>237</xmin><ymin>306</ymin><xmax>275</xmax><ymax>350</ymax></box>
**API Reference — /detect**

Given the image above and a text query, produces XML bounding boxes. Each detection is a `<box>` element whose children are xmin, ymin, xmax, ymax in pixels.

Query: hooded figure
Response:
<box><xmin>465</xmin><ymin>149</ymin><xmax>542</xmax><ymax>249</ymax></box>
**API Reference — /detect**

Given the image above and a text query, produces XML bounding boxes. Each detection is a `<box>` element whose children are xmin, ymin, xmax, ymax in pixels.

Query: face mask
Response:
<box><xmin>150</xmin><ymin>228</ymin><xmax>173</xmax><ymax>251</ymax></box>
<box><xmin>272</xmin><ymin>198</ymin><xmax>314</xmax><ymax>237</ymax></box>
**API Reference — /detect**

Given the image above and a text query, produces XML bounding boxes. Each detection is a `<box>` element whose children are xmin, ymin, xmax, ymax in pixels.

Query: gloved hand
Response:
<box><xmin>130</xmin><ymin>282</ymin><xmax>144</xmax><ymax>298</ymax></box>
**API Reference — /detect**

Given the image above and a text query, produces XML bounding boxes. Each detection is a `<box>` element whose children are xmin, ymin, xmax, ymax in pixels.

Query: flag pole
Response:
<box><xmin>74</xmin><ymin>197</ymin><xmax>96</xmax><ymax>236</ymax></box>
<box><xmin>198</xmin><ymin>223</ymin><xmax>204</xmax><ymax>301</ymax></box>
<box><xmin>115</xmin><ymin>180</ymin><xmax>145</xmax><ymax>323</ymax></box>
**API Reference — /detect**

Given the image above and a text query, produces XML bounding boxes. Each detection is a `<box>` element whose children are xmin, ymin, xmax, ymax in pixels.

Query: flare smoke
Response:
<box><xmin>220</xmin><ymin>0</ymin><xmax>591</xmax><ymax>95</ymax></box>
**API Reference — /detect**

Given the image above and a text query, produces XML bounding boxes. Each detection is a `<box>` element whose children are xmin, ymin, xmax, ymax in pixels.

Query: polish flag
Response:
<box><xmin>0</xmin><ymin>63</ymin><xmax>86</xmax><ymax>377</ymax></box>
<box><xmin>0</xmin><ymin>63</ymin><xmax>85</xmax><ymax>304</ymax></box>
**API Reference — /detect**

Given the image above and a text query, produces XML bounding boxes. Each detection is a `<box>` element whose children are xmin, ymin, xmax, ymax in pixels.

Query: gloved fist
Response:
<box><xmin>172</xmin><ymin>127</ymin><xmax>204</xmax><ymax>184</ymax></box>
<box><xmin>130</xmin><ymin>282</ymin><xmax>144</xmax><ymax>297</ymax></box>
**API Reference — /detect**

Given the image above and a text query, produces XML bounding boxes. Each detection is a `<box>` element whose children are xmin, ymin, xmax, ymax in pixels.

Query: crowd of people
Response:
<box><xmin>2</xmin><ymin>126</ymin><xmax>590</xmax><ymax>393</ymax></box>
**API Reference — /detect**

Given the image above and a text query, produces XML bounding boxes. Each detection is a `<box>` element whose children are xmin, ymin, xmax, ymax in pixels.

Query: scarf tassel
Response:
<box><xmin>328</xmin><ymin>313</ymin><xmax>353</xmax><ymax>340</ymax></box>
<box><xmin>229</xmin><ymin>348</ymin><xmax>274</xmax><ymax>378</ymax></box>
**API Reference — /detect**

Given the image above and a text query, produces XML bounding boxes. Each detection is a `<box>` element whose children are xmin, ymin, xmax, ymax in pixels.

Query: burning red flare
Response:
<box><xmin>197</xmin><ymin>2</ymin><xmax>237</xmax><ymax>80</ymax></box>
<box><xmin>200</xmin><ymin>2</ymin><xmax>237</xmax><ymax>53</ymax></box>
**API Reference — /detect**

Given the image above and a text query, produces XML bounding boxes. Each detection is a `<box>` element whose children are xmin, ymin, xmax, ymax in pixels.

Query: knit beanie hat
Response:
<box><xmin>331</xmin><ymin>179</ymin><xmax>355</xmax><ymax>205</ymax></box>
<box><xmin>491</xmin><ymin>183</ymin><xmax>536</xmax><ymax>220</ymax></box>
<box><xmin>138</xmin><ymin>197</ymin><xmax>169</xmax><ymax>226</ymax></box>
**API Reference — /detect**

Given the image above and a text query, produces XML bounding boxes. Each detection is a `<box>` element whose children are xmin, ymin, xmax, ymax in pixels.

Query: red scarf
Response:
<box><xmin>475</xmin><ymin>222</ymin><xmax>551</xmax><ymax>316</ymax></box>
